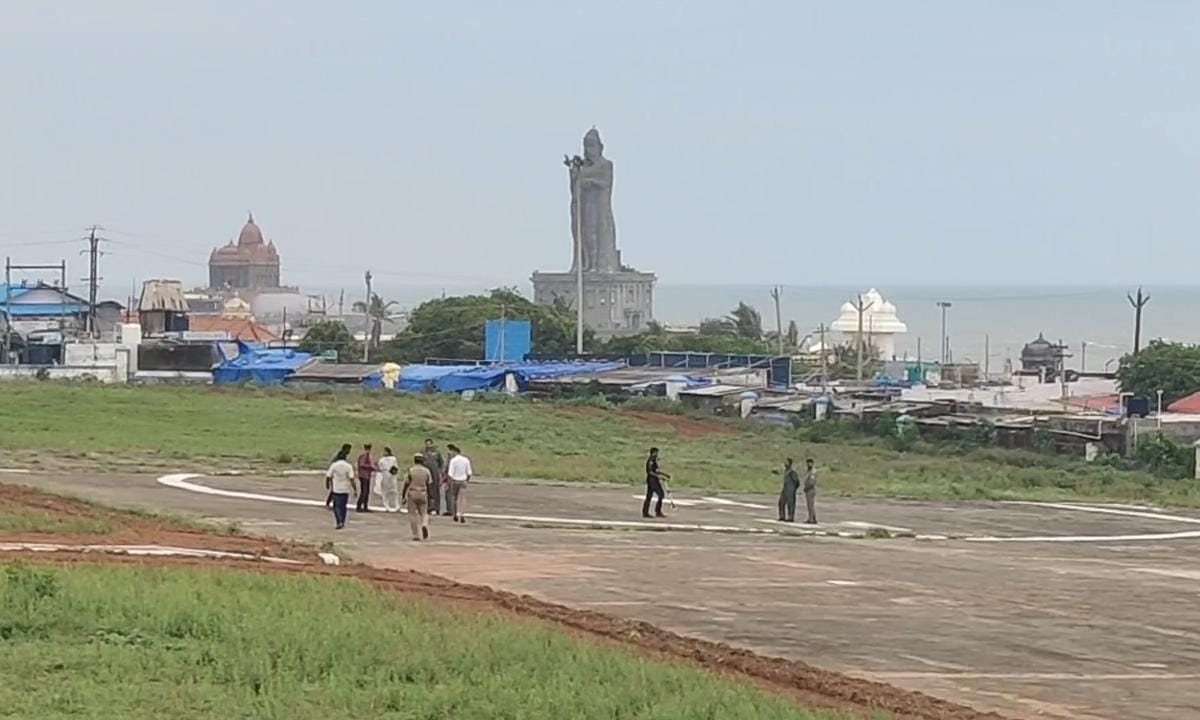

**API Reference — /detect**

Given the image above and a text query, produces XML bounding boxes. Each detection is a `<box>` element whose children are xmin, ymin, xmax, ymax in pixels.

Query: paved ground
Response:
<box><xmin>17</xmin><ymin>470</ymin><xmax>1200</xmax><ymax>720</ymax></box>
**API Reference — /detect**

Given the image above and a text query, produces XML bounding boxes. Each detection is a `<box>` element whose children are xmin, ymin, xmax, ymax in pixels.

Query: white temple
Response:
<box><xmin>829</xmin><ymin>288</ymin><xmax>908</xmax><ymax>361</ymax></box>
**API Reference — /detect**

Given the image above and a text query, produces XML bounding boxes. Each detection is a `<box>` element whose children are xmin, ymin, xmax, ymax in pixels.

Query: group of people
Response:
<box><xmin>641</xmin><ymin>447</ymin><xmax>818</xmax><ymax>524</ymax></box>
<box><xmin>324</xmin><ymin>439</ymin><xmax>474</xmax><ymax>541</ymax></box>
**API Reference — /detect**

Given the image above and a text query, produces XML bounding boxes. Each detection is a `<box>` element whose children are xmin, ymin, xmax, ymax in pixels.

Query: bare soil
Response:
<box><xmin>0</xmin><ymin>483</ymin><xmax>1006</xmax><ymax>720</ymax></box>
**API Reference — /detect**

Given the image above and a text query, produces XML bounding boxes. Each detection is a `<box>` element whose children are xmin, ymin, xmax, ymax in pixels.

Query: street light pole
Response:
<box><xmin>936</xmin><ymin>301</ymin><xmax>952</xmax><ymax>364</ymax></box>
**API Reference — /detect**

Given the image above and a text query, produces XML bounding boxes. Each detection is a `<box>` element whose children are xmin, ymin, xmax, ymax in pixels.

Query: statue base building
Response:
<box><xmin>532</xmin><ymin>269</ymin><xmax>655</xmax><ymax>339</ymax></box>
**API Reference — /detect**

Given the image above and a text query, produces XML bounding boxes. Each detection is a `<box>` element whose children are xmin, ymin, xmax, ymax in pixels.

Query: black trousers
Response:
<box><xmin>642</xmin><ymin>478</ymin><xmax>665</xmax><ymax>517</ymax></box>
<box><xmin>778</xmin><ymin>483</ymin><xmax>798</xmax><ymax>521</ymax></box>
<box><xmin>356</xmin><ymin>477</ymin><xmax>371</xmax><ymax>511</ymax></box>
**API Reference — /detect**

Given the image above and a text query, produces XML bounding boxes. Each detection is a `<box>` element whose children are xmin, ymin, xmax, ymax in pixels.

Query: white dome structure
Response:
<box><xmin>829</xmin><ymin>288</ymin><xmax>908</xmax><ymax>361</ymax></box>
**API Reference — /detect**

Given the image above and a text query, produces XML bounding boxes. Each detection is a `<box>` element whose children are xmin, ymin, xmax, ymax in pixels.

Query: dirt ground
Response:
<box><xmin>6</xmin><ymin>470</ymin><xmax>1200</xmax><ymax>720</ymax></box>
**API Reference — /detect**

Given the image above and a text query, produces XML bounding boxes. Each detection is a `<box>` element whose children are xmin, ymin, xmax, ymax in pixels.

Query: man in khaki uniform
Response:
<box><xmin>402</xmin><ymin>454</ymin><xmax>431</xmax><ymax>541</ymax></box>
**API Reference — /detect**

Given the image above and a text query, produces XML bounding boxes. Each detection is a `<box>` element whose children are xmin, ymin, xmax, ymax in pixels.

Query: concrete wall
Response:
<box><xmin>0</xmin><ymin>364</ymin><xmax>122</xmax><ymax>383</ymax></box>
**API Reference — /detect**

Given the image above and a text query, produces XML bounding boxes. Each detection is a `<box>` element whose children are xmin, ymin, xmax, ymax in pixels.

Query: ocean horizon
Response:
<box><xmin>282</xmin><ymin>282</ymin><xmax>1183</xmax><ymax>370</ymax></box>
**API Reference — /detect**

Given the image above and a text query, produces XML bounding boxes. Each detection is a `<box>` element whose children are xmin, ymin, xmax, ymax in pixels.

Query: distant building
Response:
<box><xmin>138</xmin><ymin>279</ymin><xmax>190</xmax><ymax>335</ymax></box>
<box><xmin>208</xmin><ymin>213</ymin><xmax>281</xmax><ymax>290</ymax></box>
<box><xmin>830</xmin><ymin>288</ymin><xmax>908</xmax><ymax>361</ymax></box>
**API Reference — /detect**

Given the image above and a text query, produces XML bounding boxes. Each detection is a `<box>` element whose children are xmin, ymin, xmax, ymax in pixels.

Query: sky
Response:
<box><xmin>1</xmin><ymin>1</ymin><xmax>1199</xmax><ymax>298</ymax></box>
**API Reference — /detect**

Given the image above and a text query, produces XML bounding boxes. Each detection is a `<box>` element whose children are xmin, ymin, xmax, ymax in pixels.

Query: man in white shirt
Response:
<box><xmin>445</xmin><ymin>444</ymin><xmax>473</xmax><ymax>524</ymax></box>
<box><xmin>325</xmin><ymin>449</ymin><xmax>357</xmax><ymax>530</ymax></box>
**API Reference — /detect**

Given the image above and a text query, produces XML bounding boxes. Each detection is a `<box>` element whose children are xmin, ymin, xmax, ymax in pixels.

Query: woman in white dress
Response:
<box><xmin>375</xmin><ymin>447</ymin><xmax>401</xmax><ymax>512</ymax></box>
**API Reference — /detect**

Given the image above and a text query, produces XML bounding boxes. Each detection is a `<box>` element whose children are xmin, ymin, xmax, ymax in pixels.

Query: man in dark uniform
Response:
<box><xmin>803</xmin><ymin>457</ymin><xmax>818</xmax><ymax>524</ymax></box>
<box><xmin>422</xmin><ymin>439</ymin><xmax>446</xmax><ymax>515</ymax></box>
<box><xmin>777</xmin><ymin>457</ymin><xmax>799</xmax><ymax>522</ymax></box>
<box><xmin>641</xmin><ymin>447</ymin><xmax>670</xmax><ymax>518</ymax></box>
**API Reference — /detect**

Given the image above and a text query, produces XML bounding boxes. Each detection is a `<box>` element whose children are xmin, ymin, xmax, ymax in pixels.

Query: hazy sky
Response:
<box><xmin>2</xmin><ymin>1</ymin><xmax>1198</xmax><ymax>296</ymax></box>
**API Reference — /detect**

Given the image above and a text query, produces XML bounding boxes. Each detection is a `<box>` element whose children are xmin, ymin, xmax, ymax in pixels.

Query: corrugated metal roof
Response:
<box><xmin>288</xmin><ymin>361</ymin><xmax>379</xmax><ymax>381</ymax></box>
<box><xmin>679</xmin><ymin>384</ymin><xmax>756</xmax><ymax>397</ymax></box>
<box><xmin>139</xmin><ymin>280</ymin><xmax>189</xmax><ymax>312</ymax></box>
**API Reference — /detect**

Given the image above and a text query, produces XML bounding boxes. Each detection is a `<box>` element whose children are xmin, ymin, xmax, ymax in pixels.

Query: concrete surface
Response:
<box><xmin>17</xmin><ymin>470</ymin><xmax>1200</xmax><ymax>720</ymax></box>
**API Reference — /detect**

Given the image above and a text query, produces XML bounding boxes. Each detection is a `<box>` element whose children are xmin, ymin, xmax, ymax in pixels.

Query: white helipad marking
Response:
<box><xmin>968</xmin><ymin>530</ymin><xmax>1200</xmax><ymax>543</ymax></box>
<box><xmin>826</xmin><ymin>580</ymin><xmax>859</xmax><ymax>586</ymax></box>
<box><xmin>1003</xmin><ymin>500</ymin><xmax>1200</xmax><ymax>525</ymax></box>
<box><xmin>627</xmin><ymin>494</ymin><xmax>706</xmax><ymax>507</ymax></box>
<box><xmin>841</xmin><ymin>520</ymin><xmax>913</xmax><ymax>533</ymax></box>
<box><xmin>0</xmin><ymin>468</ymin><xmax>31</xmax><ymax>474</ymax></box>
<box><xmin>701</xmin><ymin>496</ymin><xmax>769</xmax><ymax>510</ymax></box>
<box><xmin>161</xmin><ymin>475</ymin><xmax>804</xmax><ymax>536</ymax></box>
<box><xmin>871</xmin><ymin>671</ymin><xmax>1200</xmax><ymax>681</ymax></box>
<box><xmin>0</xmin><ymin>542</ymin><xmax>302</xmax><ymax>564</ymax></box>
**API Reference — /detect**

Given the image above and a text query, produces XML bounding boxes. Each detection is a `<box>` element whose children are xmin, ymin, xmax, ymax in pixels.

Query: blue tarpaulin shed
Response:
<box><xmin>392</xmin><ymin>361</ymin><xmax>624</xmax><ymax>393</ymax></box>
<box><xmin>212</xmin><ymin>341</ymin><xmax>312</xmax><ymax>385</ymax></box>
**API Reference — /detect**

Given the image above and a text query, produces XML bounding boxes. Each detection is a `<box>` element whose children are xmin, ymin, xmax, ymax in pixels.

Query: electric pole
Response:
<box><xmin>936</xmin><ymin>300</ymin><xmax>952</xmax><ymax>365</ymax></box>
<box><xmin>818</xmin><ymin>322</ymin><xmax>828</xmax><ymax>392</ymax></box>
<box><xmin>770</xmin><ymin>286</ymin><xmax>783</xmax><ymax>355</ymax></box>
<box><xmin>852</xmin><ymin>293</ymin><xmax>874</xmax><ymax>381</ymax></box>
<box><xmin>362</xmin><ymin>271</ymin><xmax>373</xmax><ymax>361</ymax></box>
<box><xmin>498</xmin><ymin>303</ymin><xmax>507</xmax><ymax>363</ymax></box>
<box><xmin>80</xmin><ymin>226</ymin><xmax>106</xmax><ymax>337</ymax></box>
<box><xmin>1127</xmin><ymin>287</ymin><xmax>1149</xmax><ymax>356</ymax></box>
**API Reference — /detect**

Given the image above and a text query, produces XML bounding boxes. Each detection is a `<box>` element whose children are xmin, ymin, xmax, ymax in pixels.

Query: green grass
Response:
<box><xmin>0</xmin><ymin>563</ymin><xmax>852</xmax><ymax>720</ymax></box>
<box><xmin>0</xmin><ymin>509</ymin><xmax>113</xmax><ymax>535</ymax></box>
<box><xmin>1</xmin><ymin>381</ymin><xmax>1197</xmax><ymax>506</ymax></box>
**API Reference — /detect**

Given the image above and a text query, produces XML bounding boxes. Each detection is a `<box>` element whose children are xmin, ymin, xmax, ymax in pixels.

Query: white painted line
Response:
<box><xmin>0</xmin><ymin>468</ymin><xmax>31</xmax><ymax>474</ymax></box>
<box><xmin>826</xmin><ymin>580</ymin><xmax>859</xmax><ymax>586</ymax></box>
<box><xmin>967</xmin><ymin>530</ymin><xmax>1200</xmax><ymax>543</ymax></box>
<box><xmin>869</xmin><ymin>671</ymin><xmax>1200</xmax><ymax>681</ymax></box>
<box><xmin>159</xmin><ymin>474</ymin><xmax>823</xmax><ymax>537</ymax></box>
<box><xmin>1003</xmin><ymin>500</ymin><xmax>1200</xmax><ymax>526</ymax></box>
<box><xmin>701</xmin><ymin>496</ymin><xmax>770</xmax><ymax>510</ymax></box>
<box><xmin>0</xmin><ymin>542</ymin><xmax>303</xmax><ymax>564</ymax></box>
<box><xmin>841</xmin><ymin>520</ymin><xmax>913</xmax><ymax>533</ymax></box>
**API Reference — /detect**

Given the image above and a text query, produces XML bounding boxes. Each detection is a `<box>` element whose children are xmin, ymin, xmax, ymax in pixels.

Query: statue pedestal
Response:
<box><xmin>531</xmin><ymin>269</ymin><xmax>656</xmax><ymax>339</ymax></box>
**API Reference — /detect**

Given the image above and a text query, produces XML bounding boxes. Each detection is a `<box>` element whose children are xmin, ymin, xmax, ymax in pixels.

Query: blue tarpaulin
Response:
<box><xmin>212</xmin><ymin>341</ymin><xmax>312</xmax><ymax>385</ymax></box>
<box><xmin>391</xmin><ymin>361</ymin><xmax>623</xmax><ymax>393</ymax></box>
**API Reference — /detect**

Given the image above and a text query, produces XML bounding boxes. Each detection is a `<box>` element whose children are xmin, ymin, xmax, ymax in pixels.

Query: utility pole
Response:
<box><xmin>1080</xmin><ymin>341</ymin><xmax>1086</xmax><ymax>373</ymax></box>
<box><xmin>936</xmin><ymin>301</ymin><xmax>952</xmax><ymax>364</ymax></box>
<box><xmin>984</xmin><ymin>333</ymin><xmax>990</xmax><ymax>381</ymax></box>
<box><xmin>852</xmin><ymin>293</ymin><xmax>874</xmax><ymax>382</ymax></box>
<box><xmin>818</xmin><ymin>322</ymin><xmax>828</xmax><ymax>392</ymax></box>
<box><xmin>362</xmin><ymin>271</ymin><xmax>373</xmax><ymax>361</ymax></box>
<box><xmin>769</xmin><ymin>285</ymin><xmax>783</xmax><ymax>355</ymax></box>
<box><xmin>80</xmin><ymin>226</ymin><xmax>105</xmax><ymax>337</ymax></box>
<box><xmin>498</xmin><ymin>302</ymin><xmax>507</xmax><ymax>363</ymax></box>
<box><xmin>1127</xmin><ymin>287</ymin><xmax>1149</xmax><ymax>356</ymax></box>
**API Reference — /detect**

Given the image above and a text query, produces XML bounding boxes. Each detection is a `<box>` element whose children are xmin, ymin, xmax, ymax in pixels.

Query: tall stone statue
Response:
<box><xmin>566</xmin><ymin>128</ymin><xmax>619</xmax><ymax>272</ymax></box>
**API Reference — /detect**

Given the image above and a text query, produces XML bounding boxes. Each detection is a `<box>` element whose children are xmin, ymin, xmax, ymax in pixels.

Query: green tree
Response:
<box><xmin>1116</xmin><ymin>340</ymin><xmax>1200</xmax><ymax>403</ymax></box>
<box><xmin>785</xmin><ymin>320</ymin><xmax>800</xmax><ymax>351</ymax></box>
<box><xmin>379</xmin><ymin>288</ymin><xmax>590</xmax><ymax>363</ymax></box>
<box><xmin>352</xmin><ymin>293</ymin><xmax>402</xmax><ymax>350</ymax></box>
<box><xmin>726</xmin><ymin>302</ymin><xmax>763</xmax><ymax>341</ymax></box>
<box><xmin>298</xmin><ymin>320</ymin><xmax>360</xmax><ymax>362</ymax></box>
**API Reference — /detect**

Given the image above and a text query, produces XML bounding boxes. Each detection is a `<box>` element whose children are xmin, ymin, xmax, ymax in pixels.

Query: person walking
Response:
<box><xmin>326</xmin><ymin>448</ymin><xmax>356</xmax><ymax>530</ymax></box>
<box><xmin>422</xmin><ymin>438</ymin><xmax>447</xmax><ymax>516</ymax></box>
<box><xmin>376</xmin><ymin>447</ymin><xmax>401</xmax><ymax>512</ymax></box>
<box><xmin>355</xmin><ymin>443</ymin><xmax>375</xmax><ymax>512</ymax></box>
<box><xmin>803</xmin><ymin>457</ymin><xmax>818</xmax><ymax>524</ymax></box>
<box><xmin>445</xmin><ymin>444</ymin><xmax>473</xmax><ymax>523</ymax></box>
<box><xmin>402</xmin><ymin>454</ymin><xmax>431</xmax><ymax>541</ymax></box>
<box><xmin>326</xmin><ymin>443</ymin><xmax>352</xmax><ymax>508</ymax></box>
<box><xmin>641</xmin><ymin>447</ymin><xmax>670</xmax><ymax>518</ymax></box>
<box><xmin>777</xmin><ymin>458</ymin><xmax>799</xmax><ymax>522</ymax></box>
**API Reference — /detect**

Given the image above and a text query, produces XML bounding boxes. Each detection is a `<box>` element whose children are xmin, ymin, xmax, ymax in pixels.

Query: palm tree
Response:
<box><xmin>352</xmin><ymin>293</ymin><xmax>403</xmax><ymax>351</ymax></box>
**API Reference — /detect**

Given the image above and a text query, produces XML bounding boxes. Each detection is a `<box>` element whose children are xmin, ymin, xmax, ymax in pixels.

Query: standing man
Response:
<box><xmin>402</xmin><ymin>454</ymin><xmax>431</xmax><ymax>541</ymax></box>
<box><xmin>445</xmin><ymin>444</ymin><xmax>473</xmax><ymax>523</ymax></box>
<box><xmin>642</xmin><ymin>447</ymin><xmax>670</xmax><ymax>518</ymax></box>
<box><xmin>778</xmin><ymin>458</ymin><xmax>799</xmax><ymax>522</ymax></box>
<box><xmin>803</xmin><ymin>457</ymin><xmax>818</xmax><ymax>524</ymax></box>
<box><xmin>422</xmin><ymin>438</ymin><xmax>447</xmax><ymax>516</ymax></box>
<box><xmin>355</xmin><ymin>443</ymin><xmax>375</xmax><ymax>512</ymax></box>
<box><xmin>326</xmin><ymin>443</ymin><xmax>352</xmax><ymax>508</ymax></box>
<box><xmin>326</xmin><ymin>448</ymin><xmax>356</xmax><ymax>530</ymax></box>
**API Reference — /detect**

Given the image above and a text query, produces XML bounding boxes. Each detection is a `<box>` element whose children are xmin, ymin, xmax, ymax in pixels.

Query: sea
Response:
<box><xmin>310</xmin><ymin>283</ymin><xmax>1193</xmax><ymax>371</ymax></box>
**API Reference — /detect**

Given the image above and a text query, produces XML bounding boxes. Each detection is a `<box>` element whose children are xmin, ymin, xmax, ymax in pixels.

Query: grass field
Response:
<box><xmin>0</xmin><ymin>508</ymin><xmax>113</xmax><ymax>535</ymax></box>
<box><xmin>0</xmin><ymin>562</ymin><xmax>852</xmax><ymax>720</ymax></box>
<box><xmin>2</xmin><ymin>382</ymin><xmax>1197</xmax><ymax>506</ymax></box>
